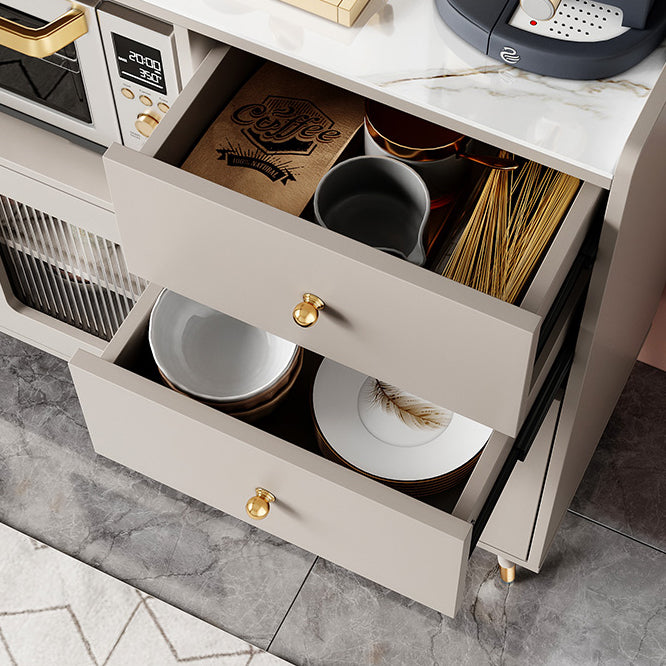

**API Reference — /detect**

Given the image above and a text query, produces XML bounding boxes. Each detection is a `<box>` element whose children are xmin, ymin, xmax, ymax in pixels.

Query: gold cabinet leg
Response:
<box><xmin>498</xmin><ymin>556</ymin><xmax>516</xmax><ymax>584</ymax></box>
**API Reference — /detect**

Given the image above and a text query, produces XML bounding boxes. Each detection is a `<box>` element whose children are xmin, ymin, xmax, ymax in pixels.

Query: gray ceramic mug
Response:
<box><xmin>313</xmin><ymin>155</ymin><xmax>430</xmax><ymax>266</ymax></box>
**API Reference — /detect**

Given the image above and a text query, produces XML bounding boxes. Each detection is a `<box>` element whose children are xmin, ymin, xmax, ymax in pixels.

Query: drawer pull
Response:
<box><xmin>292</xmin><ymin>293</ymin><xmax>325</xmax><ymax>328</ymax></box>
<box><xmin>245</xmin><ymin>487</ymin><xmax>276</xmax><ymax>520</ymax></box>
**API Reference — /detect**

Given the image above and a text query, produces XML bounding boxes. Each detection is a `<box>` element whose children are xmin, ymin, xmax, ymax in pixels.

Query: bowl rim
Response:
<box><xmin>364</xmin><ymin>99</ymin><xmax>466</xmax><ymax>161</ymax></box>
<box><xmin>148</xmin><ymin>289</ymin><xmax>300</xmax><ymax>403</ymax></box>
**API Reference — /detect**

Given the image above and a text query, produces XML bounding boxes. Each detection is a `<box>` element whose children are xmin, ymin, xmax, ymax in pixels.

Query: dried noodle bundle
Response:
<box><xmin>443</xmin><ymin>155</ymin><xmax>580</xmax><ymax>303</ymax></box>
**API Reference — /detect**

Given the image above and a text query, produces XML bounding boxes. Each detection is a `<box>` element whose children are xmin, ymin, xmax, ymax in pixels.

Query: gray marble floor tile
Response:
<box><xmin>0</xmin><ymin>332</ymin><xmax>316</xmax><ymax>650</ymax></box>
<box><xmin>269</xmin><ymin>513</ymin><xmax>666</xmax><ymax>666</ymax></box>
<box><xmin>571</xmin><ymin>361</ymin><xmax>666</xmax><ymax>552</ymax></box>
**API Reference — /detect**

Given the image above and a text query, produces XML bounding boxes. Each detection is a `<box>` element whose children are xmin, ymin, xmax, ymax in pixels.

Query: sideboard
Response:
<box><xmin>1</xmin><ymin>0</ymin><xmax>664</xmax><ymax>618</ymax></box>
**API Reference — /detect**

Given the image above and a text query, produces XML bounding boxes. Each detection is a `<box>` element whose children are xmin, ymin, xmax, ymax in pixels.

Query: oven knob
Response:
<box><xmin>135</xmin><ymin>112</ymin><xmax>160</xmax><ymax>138</ymax></box>
<box><xmin>520</xmin><ymin>0</ymin><xmax>561</xmax><ymax>20</ymax></box>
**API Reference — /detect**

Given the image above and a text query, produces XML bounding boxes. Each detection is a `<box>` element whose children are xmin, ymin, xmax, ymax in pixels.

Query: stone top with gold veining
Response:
<box><xmin>133</xmin><ymin>0</ymin><xmax>666</xmax><ymax>187</ymax></box>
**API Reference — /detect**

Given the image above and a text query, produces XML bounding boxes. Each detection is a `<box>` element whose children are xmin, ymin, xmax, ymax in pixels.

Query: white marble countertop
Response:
<box><xmin>130</xmin><ymin>0</ymin><xmax>666</xmax><ymax>188</ymax></box>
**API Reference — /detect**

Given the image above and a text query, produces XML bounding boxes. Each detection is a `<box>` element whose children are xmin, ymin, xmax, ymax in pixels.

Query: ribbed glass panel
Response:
<box><xmin>0</xmin><ymin>195</ymin><xmax>147</xmax><ymax>340</ymax></box>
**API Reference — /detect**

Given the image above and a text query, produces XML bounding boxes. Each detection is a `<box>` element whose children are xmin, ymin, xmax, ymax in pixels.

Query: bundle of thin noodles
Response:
<box><xmin>443</xmin><ymin>155</ymin><xmax>580</xmax><ymax>304</ymax></box>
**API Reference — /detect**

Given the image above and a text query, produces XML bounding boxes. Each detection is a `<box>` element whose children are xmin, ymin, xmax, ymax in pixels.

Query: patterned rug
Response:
<box><xmin>0</xmin><ymin>523</ymin><xmax>290</xmax><ymax>665</ymax></box>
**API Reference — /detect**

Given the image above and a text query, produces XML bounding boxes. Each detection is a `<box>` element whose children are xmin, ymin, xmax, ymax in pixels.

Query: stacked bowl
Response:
<box><xmin>149</xmin><ymin>289</ymin><xmax>302</xmax><ymax>420</ymax></box>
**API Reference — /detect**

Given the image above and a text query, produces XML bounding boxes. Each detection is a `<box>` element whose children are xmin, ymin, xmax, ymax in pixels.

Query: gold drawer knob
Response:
<box><xmin>292</xmin><ymin>293</ymin><xmax>325</xmax><ymax>327</ymax></box>
<box><xmin>245</xmin><ymin>487</ymin><xmax>276</xmax><ymax>520</ymax></box>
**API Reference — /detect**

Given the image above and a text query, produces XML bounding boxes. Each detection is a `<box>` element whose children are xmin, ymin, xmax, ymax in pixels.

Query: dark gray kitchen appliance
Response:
<box><xmin>435</xmin><ymin>0</ymin><xmax>666</xmax><ymax>79</ymax></box>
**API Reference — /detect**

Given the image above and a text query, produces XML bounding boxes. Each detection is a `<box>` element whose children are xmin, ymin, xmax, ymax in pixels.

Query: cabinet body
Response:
<box><xmin>0</xmin><ymin>0</ymin><xmax>664</xmax><ymax>618</ymax></box>
<box><xmin>0</xmin><ymin>112</ymin><xmax>114</xmax><ymax>358</ymax></box>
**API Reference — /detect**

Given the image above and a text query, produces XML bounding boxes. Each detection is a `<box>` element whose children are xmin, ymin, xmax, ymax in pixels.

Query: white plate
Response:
<box><xmin>313</xmin><ymin>359</ymin><xmax>492</xmax><ymax>481</ymax></box>
<box><xmin>149</xmin><ymin>289</ymin><xmax>298</xmax><ymax>403</ymax></box>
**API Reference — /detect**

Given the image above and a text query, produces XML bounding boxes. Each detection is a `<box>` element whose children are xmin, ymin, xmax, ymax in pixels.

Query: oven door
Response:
<box><xmin>0</xmin><ymin>0</ymin><xmax>121</xmax><ymax>146</ymax></box>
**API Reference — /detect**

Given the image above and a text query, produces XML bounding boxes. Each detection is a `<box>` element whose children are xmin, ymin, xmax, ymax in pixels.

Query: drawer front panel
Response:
<box><xmin>0</xmin><ymin>108</ymin><xmax>113</xmax><ymax>213</ymax></box>
<box><xmin>70</xmin><ymin>348</ymin><xmax>473</xmax><ymax>617</ymax></box>
<box><xmin>479</xmin><ymin>400</ymin><xmax>562</xmax><ymax>560</ymax></box>
<box><xmin>105</xmin><ymin>145</ymin><xmax>540</xmax><ymax>436</ymax></box>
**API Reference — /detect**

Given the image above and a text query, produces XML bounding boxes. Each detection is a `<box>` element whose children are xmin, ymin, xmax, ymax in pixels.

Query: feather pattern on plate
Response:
<box><xmin>368</xmin><ymin>380</ymin><xmax>453</xmax><ymax>431</ymax></box>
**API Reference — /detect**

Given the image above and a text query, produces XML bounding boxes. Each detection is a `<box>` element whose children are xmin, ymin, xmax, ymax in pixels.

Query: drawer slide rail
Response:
<box><xmin>470</xmin><ymin>302</ymin><xmax>584</xmax><ymax>552</ymax></box>
<box><xmin>535</xmin><ymin>216</ymin><xmax>601</xmax><ymax>357</ymax></box>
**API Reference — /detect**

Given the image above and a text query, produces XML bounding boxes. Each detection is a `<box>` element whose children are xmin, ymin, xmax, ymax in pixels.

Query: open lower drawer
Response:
<box><xmin>70</xmin><ymin>284</ymin><xmax>570</xmax><ymax>617</ymax></box>
<box><xmin>103</xmin><ymin>45</ymin><xmax>604</xmax><ymax>437</ymax></box>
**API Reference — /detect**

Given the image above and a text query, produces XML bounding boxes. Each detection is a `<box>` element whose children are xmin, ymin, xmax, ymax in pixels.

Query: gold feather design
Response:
<box><xmin>368</xmin><ymin>380</ymin><xmax>453</xmax><ymax>432</ymax></box>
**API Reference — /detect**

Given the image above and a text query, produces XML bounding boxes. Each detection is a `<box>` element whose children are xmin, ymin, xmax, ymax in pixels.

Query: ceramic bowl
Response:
<box><xmin>149</xmin><ymin>289</ymin><xmax>300</xmax><ymax>405</ymax></box>
<box><xmin>363</xmin><ymin>100</ymin><xmax>516</xmax><ymax>207</ymax></box>
<box><xmin>363</xmin><ymin>125</ymin><xmax>467</xmax><ymax>207</ymax></box>
<box><xmin>363</xmin><ymin>100</ymin><xmax>470</xmax><ymax>205</ymax></box>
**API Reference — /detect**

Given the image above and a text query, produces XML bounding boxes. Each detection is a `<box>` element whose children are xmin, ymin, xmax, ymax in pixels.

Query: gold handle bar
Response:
<box><xmin>0</xmin><ymin>8</ymin><xmax>88</xmax><ymax>59</ymax></box>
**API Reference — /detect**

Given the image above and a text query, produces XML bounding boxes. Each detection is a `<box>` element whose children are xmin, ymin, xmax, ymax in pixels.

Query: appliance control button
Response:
<box><xmin>139</xmin><ymin>94</ymin><xmax>153</xmax><ymax>107</ymax></box>
<box><xmin>520</xmin><ymin>0</ymin><xmax>561</xmax><ymax>20</ymax></box>
<box><xmin>121</xmin><ymin>87</ymin><xmax>135</xmax><ymax>99</ymax></box>
<box><xmin>157</xmin><ymin>102</ymin><xmax>170</xmax><ymax>113</ymax></box>
<box><xmin>135</xmin><ymin>112</ymin><xmax>160</xmax><ymax>137</ymax></box>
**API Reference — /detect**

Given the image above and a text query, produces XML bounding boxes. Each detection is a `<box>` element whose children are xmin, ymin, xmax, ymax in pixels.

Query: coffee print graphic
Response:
<box><xmin>217</xmin><ymin>96</ymin><xmax>343</xmax><ymax>184</ymax></box>
<box><xmin>216</xmin><ymin>144</ymin><xmax>299</xmax><ymax>184</ymax></box>
<box><xmin>181</xmin><ymin>61</ymin><xmax>364</xmax><ymax>216</ymax></box>
<box><xmin>231</xmin><ymin>96</ymin><xmax>342</xmax><ymax>155</ymax></box>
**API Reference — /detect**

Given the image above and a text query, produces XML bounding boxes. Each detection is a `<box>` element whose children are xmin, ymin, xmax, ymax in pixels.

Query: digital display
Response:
<box><xmin>111</xmin><ymin>33</ymin><xmax>166</xmax><ymax>95</ymax></box>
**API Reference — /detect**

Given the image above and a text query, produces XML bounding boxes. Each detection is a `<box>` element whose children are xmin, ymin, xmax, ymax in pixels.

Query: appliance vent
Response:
<box><xmin>510</xmin><ymin>0</ymin><xmax>630</xmax><ymax>42</ymax></box>
<box><xmin>0</xmin><ymin>196</ymin><xmax>147</xmax><ymax>341</ymax></box>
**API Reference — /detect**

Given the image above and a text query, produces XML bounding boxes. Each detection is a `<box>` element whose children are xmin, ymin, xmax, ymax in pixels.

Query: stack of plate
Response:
<box><xmin>312</xmin><ymin>359</ymin><xmax>492</xmax><ymax>496</ymax></box>
<box><xmin>149</xmin><ymin>289</ymin><xmax>302</xmax><ymax>420</ymax></box>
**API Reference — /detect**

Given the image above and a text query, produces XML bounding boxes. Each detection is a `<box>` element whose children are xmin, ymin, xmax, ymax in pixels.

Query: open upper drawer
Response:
<box><xmin>69</xmin><ymin>283</ymin><xmax>566</xmax><ymax>617</ymax></box>
<box><xmin>103</xmin><ymin>45</ymin><xmax>604</xmax><ymax>437</ymax></box>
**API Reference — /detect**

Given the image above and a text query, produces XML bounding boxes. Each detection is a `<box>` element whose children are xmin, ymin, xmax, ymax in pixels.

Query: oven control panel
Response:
<box><xmin>98</xmin><ymin>3</ymin><xmax>181</xmax><ymax>150</ymax></box>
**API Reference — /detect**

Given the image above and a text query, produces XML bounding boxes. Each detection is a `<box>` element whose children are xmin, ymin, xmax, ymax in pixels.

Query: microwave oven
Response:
<box><xmin>0</xmin><ymin>0</ymin><xmax>210</xmax><ymax>149</ymax></box>
<box><xmin>0</xmin><ymin>2</ymin><xmax>211</xmax><ymax>345</ymax></box>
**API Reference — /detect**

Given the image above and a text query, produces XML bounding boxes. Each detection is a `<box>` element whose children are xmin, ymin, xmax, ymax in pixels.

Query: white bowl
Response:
<box><xmin>149</xmin><ymin>290</ymin><xmax>299</xmax><ymax>404</ymax></box>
